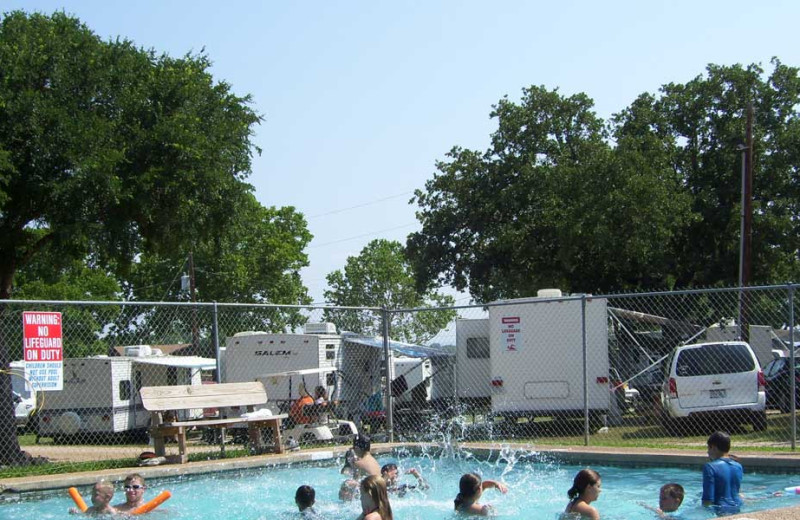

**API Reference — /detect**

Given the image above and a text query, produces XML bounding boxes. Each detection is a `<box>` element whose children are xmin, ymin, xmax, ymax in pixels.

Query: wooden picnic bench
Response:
<box><xmin>140</xmin><ymin>382</ymin><xmax>287</xmax><ymax>463</ymax></box>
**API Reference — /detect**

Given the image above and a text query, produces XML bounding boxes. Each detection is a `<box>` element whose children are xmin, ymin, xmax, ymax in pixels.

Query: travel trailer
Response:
<box><xmin>36</xmin><ymin>352</ymin><xmax>215</xmax><ymax>441</ymax></box>
<box><xmin>221</xmin><ymin>323</ymin><xmax>343</xmax><ymax>408</ymax></box>
<box><xmin>454</xmin><ymin>290</ymin><xmax>611</xmax><ymax>425</ymax></box>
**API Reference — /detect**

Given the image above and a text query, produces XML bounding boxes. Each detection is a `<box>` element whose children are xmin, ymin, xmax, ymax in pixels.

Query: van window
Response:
<box><xmin>675</xmin><ymin>343</ymin><xmax>755</xmax><ymax>376</ymax></box>
<box><xmin>466</xmin><ymin>337</ymin><xmax>489</xmax><ymax>359</ymax></box>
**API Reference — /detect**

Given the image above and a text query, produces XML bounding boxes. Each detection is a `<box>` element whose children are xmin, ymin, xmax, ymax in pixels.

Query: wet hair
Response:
<box><xmin>661</xmin><ymin>483</ymin><xmax>684</xmax><ymax>504</ymax></box>
<box><xmin>707</xmin><ymin>431</ymin><xmax>731</xmax><ymax>453</ymax></box>
<box><xmin>339</xmin><ymin>479</ymin><xmax>359</xmax><ymax>501</ymax></box>
<box><xmin>295</xmin><ymin>485</ymin><xmax>315</xmax><ymax>510</ymax></box>
<box><xmin>567</xmin><ymin>469</ymin><xmax>601</xmax><ymax>500</ymax></box>
<box><xmin>94</xmin><ymin>480</ymin><xmax>114</xmax><ymax>494</ymax></box>
<box><xmin>353</xmin><ymin>434</ymin><xmax>371</xmax><ymax>452</ymax></box>
<box><xmin>381</xmin><ymin>463</ymin><xmax>398</xmax><ymax>475</ymax></box>
<box><xmin>454</xmin><ymin>473</ymin><xmax>482</xmax><ymax>509</ymax></box>
<box><xmin>315</xmin><ymin>386</ymin><xmax>327</xmax><ymax>399</ymax></box>
<box><xmin>360</xmin><ymin>476</ymin><xmax>393</xmax><ymax>520</ymax></box>
<box><xmin>124</xmin><ymin>473</ymin><xmax>145</xmax><ymax>486</ymax></box>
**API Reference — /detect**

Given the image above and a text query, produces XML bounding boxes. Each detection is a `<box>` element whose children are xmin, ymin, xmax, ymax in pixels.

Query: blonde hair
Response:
<box><xmin>360</xmin><ymin>475</ymin><xmax>393</xmax><ymax>520</ymax></box>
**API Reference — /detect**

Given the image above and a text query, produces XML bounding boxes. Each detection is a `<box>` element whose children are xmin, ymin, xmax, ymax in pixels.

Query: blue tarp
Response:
<box><xmin>341</xmin><ymin>333</ymin><xmax>454</xmax><ymax>358</ymax></box>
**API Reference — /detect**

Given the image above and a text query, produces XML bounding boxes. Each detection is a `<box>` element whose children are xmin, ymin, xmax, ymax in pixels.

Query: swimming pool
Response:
<box><xmin>2</xmin><ymin>449</ymin><xmax>798</xmax><ymax>520</ymax></box>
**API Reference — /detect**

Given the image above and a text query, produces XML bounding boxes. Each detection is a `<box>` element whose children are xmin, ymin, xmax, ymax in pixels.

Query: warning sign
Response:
<box><xmin>501</xmin><ymin>316</ymin><xmax>521</xmax><ymax>352</ymax></box>
<box><xmin>23</xmin><ymin>311</ymin><xmax>63</xmax><ymax>390</ymax></box>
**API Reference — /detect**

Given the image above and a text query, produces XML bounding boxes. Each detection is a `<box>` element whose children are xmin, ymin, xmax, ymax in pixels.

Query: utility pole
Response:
<box><xmin>188</xmin><ymin>252</ymin><xmax>200</xmax><ymax>355</ymax></box>
<box><xmin>738</xmin><ymin>104</ymin><xmax>754</xmax><ymax>342</ymax></box>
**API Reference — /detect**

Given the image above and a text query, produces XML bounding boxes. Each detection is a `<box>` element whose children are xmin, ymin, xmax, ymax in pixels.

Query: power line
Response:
<box><xmin>308</xmin><ymin>223</ymin><xmax>418</xmax><ymax>248</ymax></box>
<box><xmin>307</xmin><ymin>190</ymin><xmax>414</xmax><ymax>219</ymax></box>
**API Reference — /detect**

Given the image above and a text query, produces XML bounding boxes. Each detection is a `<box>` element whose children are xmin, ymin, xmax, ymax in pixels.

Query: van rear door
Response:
<box><xmin>674</xmin><ymin>343</ymin><xmax>758</xmax><ymax>409</ymax></box>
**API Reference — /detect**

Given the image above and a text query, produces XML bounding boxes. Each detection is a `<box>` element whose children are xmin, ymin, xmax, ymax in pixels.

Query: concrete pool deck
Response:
<box><xmin>2</xmin><ymin>443</ymin><xmax>799</xmax><ymax>519</ymax></box>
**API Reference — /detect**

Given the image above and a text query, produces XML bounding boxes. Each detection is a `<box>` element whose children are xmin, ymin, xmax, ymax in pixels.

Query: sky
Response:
<box><xmin>4</xmin><ymin>1</ymin><xmax>800</xmax><ymax>305</ymax></box>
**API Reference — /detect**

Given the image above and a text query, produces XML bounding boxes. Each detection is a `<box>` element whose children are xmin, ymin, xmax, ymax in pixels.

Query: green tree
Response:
<box><xmin>0</xmin><ymin>11</ymin><xmax>268</xmax><ymax>464</ymax></box>
<box><xmin>112</xmin><ymin>194</ymin><xmax>313</xmax><ymax>351</ymax></box>
<box><xmin>324</xmin><ymin>239</ymin><xmax>456</xmax><ymax>344</ymax></box>
<box><xmin>408</xmin><ymin>86</ymin><xmax>693</xmax><ymax>302</ymax></box>
<box><xmin>613</xmin><ymin>60</ymin><xmax>800</xmax><ymax>287</ymax></box>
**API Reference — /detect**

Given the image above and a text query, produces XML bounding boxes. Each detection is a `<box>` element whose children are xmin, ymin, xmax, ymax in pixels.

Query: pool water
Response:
<box><xmin>1</xmin><ymin>449</ymin><xmax>798</xmax><ymax>520</ymax></box>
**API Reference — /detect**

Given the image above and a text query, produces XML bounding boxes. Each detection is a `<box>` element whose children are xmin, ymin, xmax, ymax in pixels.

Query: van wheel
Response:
<box><xmin>752</xmin><ymin>412</ymin><xmax>767</xmax><ymax>432</ymax></box>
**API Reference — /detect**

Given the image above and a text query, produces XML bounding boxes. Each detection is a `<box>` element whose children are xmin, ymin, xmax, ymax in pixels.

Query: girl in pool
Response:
<box><xmin>564</xmin><ymin>469</ymin><xmax>601</xmax><ymax>520</ymax></box>
<box><xmin>454</xmin><ymin>472</ymin><xmax>508</xmax><ymax>516</ymax></box>
<box><xmin>357</xmin><ymin>475</ymin><xmax>393</xmax><ymax>520</ymax></box>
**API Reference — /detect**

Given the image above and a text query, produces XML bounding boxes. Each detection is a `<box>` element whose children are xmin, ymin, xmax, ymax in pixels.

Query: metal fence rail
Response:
<box><xmin>1</xmin><ymin>284</ymin><xmax>797</xmax><ymax>475</ymax></box>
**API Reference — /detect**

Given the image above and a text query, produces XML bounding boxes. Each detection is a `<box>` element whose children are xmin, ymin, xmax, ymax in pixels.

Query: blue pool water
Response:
<box><xmin>1</xmin><ymin>449</ymin><xmax>798</xmax><ymax>520</ymax></box>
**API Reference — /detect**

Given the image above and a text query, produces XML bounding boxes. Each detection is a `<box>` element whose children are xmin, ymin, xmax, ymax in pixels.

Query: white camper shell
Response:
<box><xmin>221</xmin><ymin>324</ymin><xmax>343</xmax><ymax>408</ymax></box>
<box><xmin>489</xmin><ymin>292</ymin><xmax>610</xmax><ymax>420</ymax></box>
<box><xmin>36</xmin><ymin>354</ymin><xmax>215</xmax><ymax>440</ymax></box>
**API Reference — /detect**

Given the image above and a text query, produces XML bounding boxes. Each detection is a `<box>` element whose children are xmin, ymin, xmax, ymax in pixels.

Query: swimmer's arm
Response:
<box><xmin>482</xmin><ymin>480</ymin><xmax>508</xmax><ymax>494</ymax></box>
<box><xmin>408</xmin><ymin>468</ymin><xmax>429</xmax><ymax>489</ymax></box>
<box><xmin>636</xmin><ymin>502</ymin><xmax>670</xmax><ymax>519</ymax></box>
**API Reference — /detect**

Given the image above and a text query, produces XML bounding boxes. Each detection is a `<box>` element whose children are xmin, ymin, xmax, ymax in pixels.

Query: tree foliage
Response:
<box><xmin>323</xmin><ymin>239</ymin><xmax>456</xmax><ymax>344</ymax></box>
<box><xmin>0</xmin><ymin>11</ymin><xmax>310</xmax><ymax>464</ymax></box>
<box><xmin>408</xmin><ymin>61</ymin><xmax>800</xmax><ymax>302</ymax></box>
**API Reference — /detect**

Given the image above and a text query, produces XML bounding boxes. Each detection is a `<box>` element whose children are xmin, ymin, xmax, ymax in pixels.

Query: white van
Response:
<box><xmin>660</xmin><ymin>341</ymin><xmax>766</xmax><ymax>432</ymax></box>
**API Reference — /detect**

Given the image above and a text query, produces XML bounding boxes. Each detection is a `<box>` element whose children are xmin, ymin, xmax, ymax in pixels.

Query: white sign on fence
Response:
<box><xmin>501</xmin><ymin>316</ymin><xmax>521</xmax><ymax>352</ymax></box>
<box><xmin>22</xmin><ymin>311</ymin><xmax>63</xmax><ymax>391</ymax></box>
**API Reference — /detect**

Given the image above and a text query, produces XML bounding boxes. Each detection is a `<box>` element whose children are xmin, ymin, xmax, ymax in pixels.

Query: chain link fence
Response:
<box><xmin>1</xmin><ymin>285</ymin><xmax>797</xmax><ymax>475</ymax></box>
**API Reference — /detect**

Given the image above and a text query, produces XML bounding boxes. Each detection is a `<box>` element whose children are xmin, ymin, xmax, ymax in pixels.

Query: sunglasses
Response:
<box><xmin>124</xmin><ymin>485</ymin><xmax>144</xmax><ymax>490</ymax></box>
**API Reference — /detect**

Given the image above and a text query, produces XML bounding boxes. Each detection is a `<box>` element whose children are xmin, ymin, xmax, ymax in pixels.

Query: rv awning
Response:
<box><xmin>131</xmin><ymin>356</ymin><xmax>216</xmax><ymax>370</ymax></box>
<box><xmin>342</xmin><ymin>333</ymin><xmax>454</xmax><ymax>358</ymax></box>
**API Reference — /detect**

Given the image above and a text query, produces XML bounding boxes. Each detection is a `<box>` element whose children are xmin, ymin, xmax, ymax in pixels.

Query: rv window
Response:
<box><xmin>466</xmin><ymin>337</ymin><xmax>490</xmax><ymax>359</ymax></box>
<box><xmin>326</xmin><ymin>351</ymin><xmax>336</xmax><ymax>360</ymax></box>
<box><xmin>119</xmin><ymin>380</ymin><xmax>132</xmax><ymax>401</ymax></box>
<box><xmin>326</xmin><ymin>373</ymin><xmax>336</xmax><ymax>386</ymax></box>
<box><xmin>134</xmin><ymin>371</ymin><xmax>142</xmax><ymax>392</ymax></box>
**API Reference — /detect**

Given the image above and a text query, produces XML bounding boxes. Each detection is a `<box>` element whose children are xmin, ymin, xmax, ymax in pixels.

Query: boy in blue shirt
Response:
<box><xmin>702</xmin><ymin>431</ymin><xmax>743</xmax><ymax>515</ymax></box>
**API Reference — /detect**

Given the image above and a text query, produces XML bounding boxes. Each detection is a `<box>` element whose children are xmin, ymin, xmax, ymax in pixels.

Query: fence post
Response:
<box><xmin>382</xmin><ymin>307</ymin><xmax>394</xmax><ymax>442</ymax></box>
<box><xmin>212</xmin><ymin>301</ymin><xmax>221</xmax><ymax>384</ymax></box>
<box><xmin>790</xmin><ymin>285</ymin><xmax>796</xmax><ymax>450</ymax></box>
<box><xmin>582</xmin><ymin>294</ymin><xmax>589</xmax><ymax>446</ymax></box>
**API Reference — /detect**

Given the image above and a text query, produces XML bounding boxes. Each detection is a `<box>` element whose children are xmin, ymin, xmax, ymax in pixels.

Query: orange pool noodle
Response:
<box><xmin>131</xmin><ymin>490</ymin><xmax>172</xmax><ymax>515</ymax></box>
<box><xmin>68</xmin><ymin>487</ymin><xmax>88</xmax><ymax>512</ymax></box>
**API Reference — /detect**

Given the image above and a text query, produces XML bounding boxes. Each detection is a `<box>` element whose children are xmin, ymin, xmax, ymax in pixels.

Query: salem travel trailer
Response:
<box><xmin>36</xmin><ymin>354</ymin><xmax>215</xmax><ymax>441</ymax></box>
<box><xmin>221</xmin><ymin>323</ymin><xmax>343</xmax><ymax>409</ymax></box>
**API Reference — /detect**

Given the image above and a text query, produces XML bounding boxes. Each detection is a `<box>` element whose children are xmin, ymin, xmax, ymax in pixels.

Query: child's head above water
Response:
<box><xmin>659</xmin><ymin>483</ymin><xmax>684</xmax><ymax>513</ymax></box>
<box><xmin>91</xmin><ymin>480</ymin><xmax>114</xmax><ymax>507</ymax></box>
<box><xmin>295</xmin><ymin>485</ymin><xmax>315</xmax><ymax>511</ymax></box>
<box><xmin>567</xmin><ymin>469</ymin><xmax>601</xmax><ymax>500</ymax></box>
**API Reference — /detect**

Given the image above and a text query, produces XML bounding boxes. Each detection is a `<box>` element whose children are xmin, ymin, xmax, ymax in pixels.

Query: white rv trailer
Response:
<box><xmin>455</xmin><ymin>318</ymin><xmax>491</xmax><ymax>399</ymax></box>
<box><xmin>489</xmin><ymin>291</ymin><xmax>610</xmax><ymax>421</ymax></box>
<box><xmin>36</xmin><ymin>353</ymin><xmax>215</xmax><ymax>440</ymax></box>
<box><xmin>221</xmin><ymin>323</ymin><xmax>343</xmax><ymax>407</ymax></box>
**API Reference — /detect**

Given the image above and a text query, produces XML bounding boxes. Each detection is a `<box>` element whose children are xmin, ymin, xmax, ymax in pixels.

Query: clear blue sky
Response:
<box><xmin>4</xmin><ymin>1</ymin><xmax>799</xmax><ymax>304</ymax></box>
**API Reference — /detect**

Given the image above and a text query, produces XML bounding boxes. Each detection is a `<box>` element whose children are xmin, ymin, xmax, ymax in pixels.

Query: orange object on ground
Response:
<box><xmin>131</xmin><ymin>490</ymin><xmax>172</xmax><ymax>515</ymax></box>
<box><xmin>68</xmin><ymin>487</ymin><xmax>88</xmax><ymax>512</ymax></box>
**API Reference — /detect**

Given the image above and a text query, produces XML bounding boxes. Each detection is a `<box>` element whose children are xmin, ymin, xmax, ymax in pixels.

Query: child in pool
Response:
<box><xmin>357</xmin><ymin>475</ymin><xmax>392</xmax><ymax>520</ymax></box>
<box><xmin>70</xmin><ymin>481</ymin><xmax>117</xmax><ymax>515</ymax></box>
<box><xmin>702</xmin><ymin>430</ymin><xmax>743</xmax><ymax>516</ymax></box>
<box><xmin>639</xmin><ymin>483</ymin><xmax>684</xmax><ymax>518</ymax></box>
<box><xmin>453</xmin><ymin>472</ymin><xmax>508</xmax><ymax>516</ymax></box>
<box><xmin>564</xmin><ymin>469</ymin><xmax>601</xmax><ymax>520</ymax></box>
